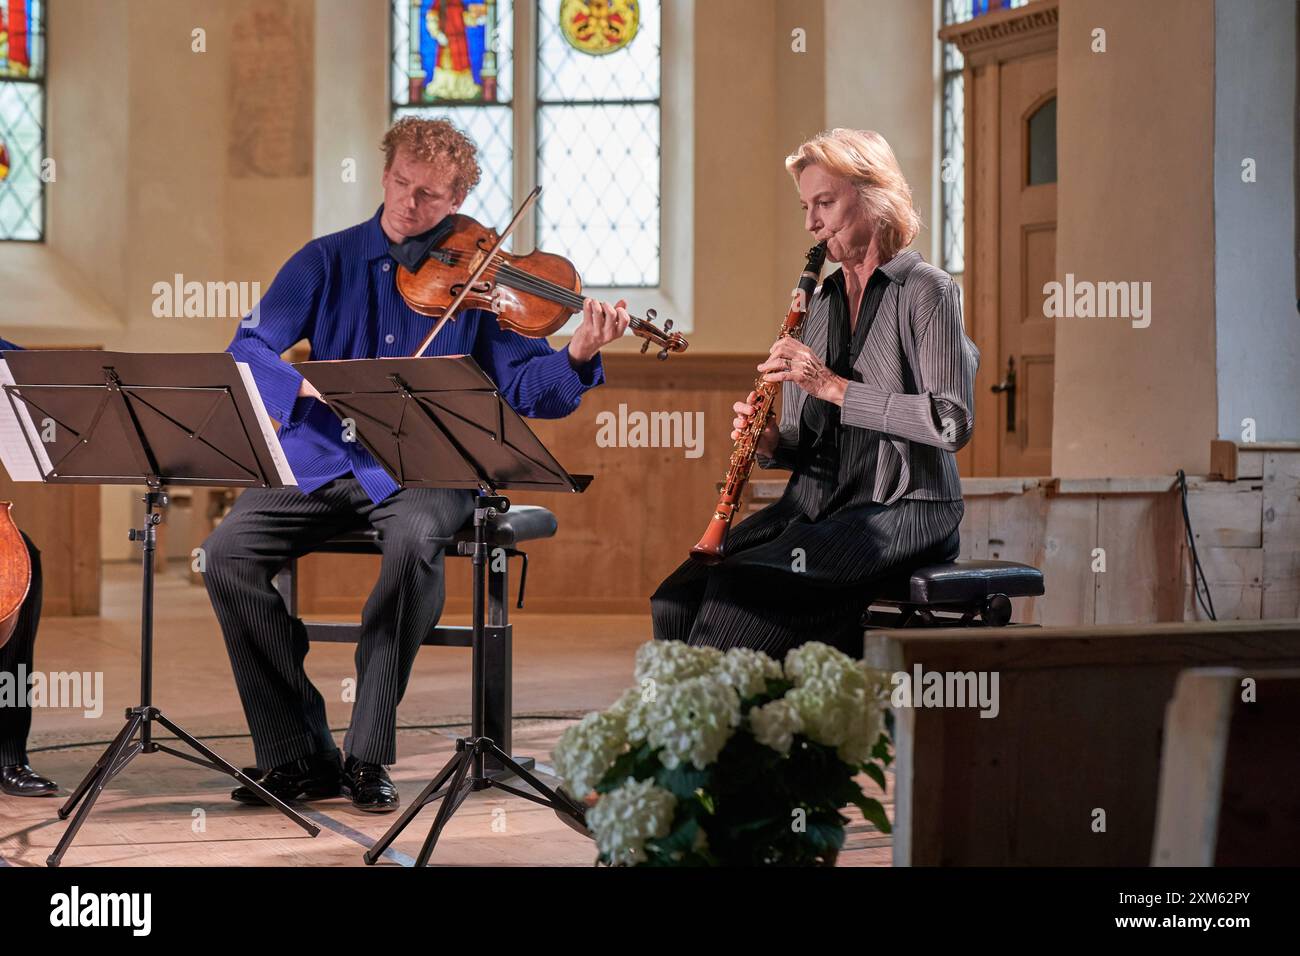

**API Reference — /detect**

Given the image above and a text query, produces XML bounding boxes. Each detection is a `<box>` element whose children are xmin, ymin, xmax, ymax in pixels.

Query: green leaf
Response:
<box><xmin>852</xmin><ymin>794</ymin><xmax>892</xmax><ymax>834</ymax></box>
<box><xmin>870</xmin><ymin>733</ymin><xmax>893</xmax><ymax>765</ymax></box>
<box><xmin>862</xmin><ymin>762</ymin><xmax>887</xmax><ymax>793</ymax></box>
<box><xmin>647</xmin><ymin>817</ymin><xmax>701</xmax><ymax>858</ymax></box>
<box><xmin>804</xmin><ymin>819</ymin><xmax>847</xmax><ymax>853</ymax></box>
<box><xmin>595</xmin><ymin>743</ymin><xmax>657</xmax><ymax>793</ymax></box>
<box><xmin>655</xmin><ymin>762</ymin><xmax>711</xmax><ymax>800</ymax></box>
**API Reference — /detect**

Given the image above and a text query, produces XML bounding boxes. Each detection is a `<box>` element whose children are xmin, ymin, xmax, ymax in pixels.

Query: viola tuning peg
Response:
<box><xmin>663</xmin><ymin>318</ymin><xmax>673</xmax><ymax>332</ymax></box>
<box><xmin>657</xmin><ymin>348</ymin><xmax>669</xmax><ymax>361</ymax></box>
<box><xmin>640</xmin><ymin>339</ymin><xmax>650</xmax><ymax>353</ymax></box>
<box><xmin>646</xmin><ymin>308</ymin><xmax>657</xmax><ymax>322</ymax></box>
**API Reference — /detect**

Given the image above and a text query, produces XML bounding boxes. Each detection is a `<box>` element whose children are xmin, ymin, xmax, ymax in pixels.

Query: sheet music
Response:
<box><xmin>0</xmin><ymin>358</ymin><xmax>53</xmax><ymax>482</ymax></box>
<box><xmin>235</xmin><ymin>361</ymin><xmax>297</xmax><ymax>487</ymax></box>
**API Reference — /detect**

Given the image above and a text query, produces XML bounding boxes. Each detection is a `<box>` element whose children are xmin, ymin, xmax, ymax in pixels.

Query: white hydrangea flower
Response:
<box><xmin>784</xmin><ymin>641</ymin><xmax>858</xmax><ymax>687</ymax></box>
<box><xmin>633</xmin><ymin>640</ymin><xmax>723</xmax><ymax>688</ymax></box>
<box><xmin>629</xmin><ymin>673</ymin><xmax>741</xmax><ymax>770</ymax></box>
<box><xmin>552</xmin><ymin>708</ymin><xmax>628</xmax><ymax>797</ymax></box>
<box><xmin>715</xmin><ymin>646</ymin><xmax>783</xmax><ymax>700</ymax></box>
<box><xmin>786</xmin><ymin>673</ymin><xmax>882</xmax><ymax>766</ymax></box>
<box><xmin>749</xmin><ymin>698</ymin><xmax>803</xmax><ymax>755</ymax></box>
<box><xmin>587</xmin><ymin>777</ymin><xmax>678</xmax><ymax>865</ymax></box>
<box><xmin>779</xmin><ymin>642</ymin><xmax>885</xmax><ymax>765</ymax></box>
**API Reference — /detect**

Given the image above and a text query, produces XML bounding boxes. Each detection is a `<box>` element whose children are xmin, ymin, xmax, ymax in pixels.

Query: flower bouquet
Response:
<box><xmin>552</xmin><ymin>640</ymin><xmax>893</xmax><ymax>866</ymax></box>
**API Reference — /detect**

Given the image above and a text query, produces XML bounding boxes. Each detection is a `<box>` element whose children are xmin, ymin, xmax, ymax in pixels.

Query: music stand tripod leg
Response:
<box><xmin>363</xmin><ymin>748</ymin><xmax>464</xmax><ymax>865</ymax></box>
<box><xmin>152</xmin><ymin>712</ymin><xmax>320</xmax><ymax>836</ymax></box>
<box><xmin>415</xmin><ymin>744</ymin><xmax>476</xmax><ymax>867</ymax></box>
<box><xmin>56</xmin><ymin>710</ymin><xmax>142</xmax><ymax>821</ymax></box>
<box><xmin>46</xmin><ymin>709</ymin><xmax>146</xmax><ymax>868</ymax></box>
<box><xmin>484</xmin><ymin>742</ymin><xmax>588</xmax><ymax>826</ymax></box>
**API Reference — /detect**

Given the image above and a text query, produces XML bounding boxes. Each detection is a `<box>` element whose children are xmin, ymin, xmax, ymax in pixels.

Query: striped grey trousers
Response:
<box><xmin>651</xmin><ymin>497</ymin><xmax>963</xmax><ymax>659</ymax></box>
<box><xmin>202</xmin><ymin>476</ymin><xmax>474</xmax><ymax>769</ymax></box>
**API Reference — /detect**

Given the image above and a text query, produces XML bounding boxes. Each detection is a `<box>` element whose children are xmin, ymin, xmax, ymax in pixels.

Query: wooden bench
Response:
<box><xmin>1152</xmin><ymin>667</ymin><xmax>1300</xmax><ymax>865</ymax></box>
<box><xmin>864</xmin><ymin>620</ymin><xmax>1300</xmax><ymax>865</ymax></box>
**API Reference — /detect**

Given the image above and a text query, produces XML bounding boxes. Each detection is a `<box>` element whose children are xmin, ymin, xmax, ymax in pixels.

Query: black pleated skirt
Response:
<box><xmin>652</xmin><ymin>414</ymin><xmax>964</xmax><ymax>659</ymax></box>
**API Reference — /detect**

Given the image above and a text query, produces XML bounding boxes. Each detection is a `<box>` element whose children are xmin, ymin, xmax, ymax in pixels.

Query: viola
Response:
<box><xmin>396</xmin><ymin>196</ymin><xmax>687</xmax><ymax>361</ymax></box>
<box><xmin>0</xmin><ymin>501</ymin><xmax>32</xmax><ymax>650</ymax></box>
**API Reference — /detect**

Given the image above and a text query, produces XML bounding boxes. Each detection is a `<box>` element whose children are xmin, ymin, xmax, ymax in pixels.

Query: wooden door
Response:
<box><xmin>941</xmin><ymin>0</ymin><xmax>1059</xmax><ymax>477</ymax></box>
<box><xmin>996</xmin><ymin>53</ymin><xmax>1056</xmax><ymax>475</ymax></box>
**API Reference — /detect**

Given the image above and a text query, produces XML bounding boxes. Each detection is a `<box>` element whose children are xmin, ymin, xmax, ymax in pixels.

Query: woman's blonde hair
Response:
<box><xmin>381</xmin><ymin>116</ymin><xmax>482</xmax><ymax>202</ymax></box>
<box><xmin>784</xmin><ymin>128</ymin><xmax>921</xmax><ymax>260</ymax></box>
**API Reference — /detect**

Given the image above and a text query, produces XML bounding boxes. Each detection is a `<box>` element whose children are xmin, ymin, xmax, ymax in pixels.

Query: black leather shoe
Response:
<box><xmin>231</xmin><ymin>751</ymin><xmax>342</xmax><ymax>805</ymax></box>
<box><xmin>342</xmin><ymin>755</ymin><xmax>399</xmax><ymax>813</ymax></box>
<box><xmin>1</xmin><ymin>763</ymin><xmax>59</xmax><ymax>797</ymax></box>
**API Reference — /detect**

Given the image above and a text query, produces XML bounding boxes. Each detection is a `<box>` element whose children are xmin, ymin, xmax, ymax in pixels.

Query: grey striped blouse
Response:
<box><xmin>756</xmin><ymin>249</ymin><xmax>980</xmax><ymax>505</ymax></box>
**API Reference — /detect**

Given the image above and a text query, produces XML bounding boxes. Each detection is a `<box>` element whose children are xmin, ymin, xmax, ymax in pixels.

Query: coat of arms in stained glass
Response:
<box><xmin>559</xmin><ymin>0</ymin><xmax>640</xmax><ymax>56</ymax></box>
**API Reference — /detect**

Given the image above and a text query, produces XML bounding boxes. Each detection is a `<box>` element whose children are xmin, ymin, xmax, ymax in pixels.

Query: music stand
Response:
<box><xmin>0</xmin><ymin>350</ymin><xmax>321</xmax><ymax>867</ymax></box>
<box><xmin>295</xmin><ymin>355</ymin><xmax>592</xmax><ymax>866</ymax></box>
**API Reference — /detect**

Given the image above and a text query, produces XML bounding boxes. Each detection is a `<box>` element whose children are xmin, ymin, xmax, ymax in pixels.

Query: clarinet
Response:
<box><xmin>690</xmin><ymin>240</ymin><xmax>827</xmax><ymax>564</ymax></box>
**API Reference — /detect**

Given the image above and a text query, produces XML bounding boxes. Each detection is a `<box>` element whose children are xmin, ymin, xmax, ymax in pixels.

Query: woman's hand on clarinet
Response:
<box><xmin>569</xmin><ymin>298</ymin><xmax>631</xmax><ymax>366</ymax></box>
<box><xmin>732</xmin><ymin>390</ymin><xmax>780</xmax><ymax>459</ymax></box>
<box><xmin>758</xmin><ymin>338</ymin><xmax>847</xmax><ymax>405</ymax></box>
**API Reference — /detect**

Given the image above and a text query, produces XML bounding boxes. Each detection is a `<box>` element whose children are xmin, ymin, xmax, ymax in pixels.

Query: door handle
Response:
<box><xmin>990</xmin><ymin>355</ymin><xmax>1016</xmax><ymax>432</ymax></box>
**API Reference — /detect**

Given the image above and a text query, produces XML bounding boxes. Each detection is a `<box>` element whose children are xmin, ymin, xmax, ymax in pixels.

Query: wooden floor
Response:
<box><xmin>0</xmin><ymin>562</ymin><xmax>892</xmax><ymax>867</ymax></box>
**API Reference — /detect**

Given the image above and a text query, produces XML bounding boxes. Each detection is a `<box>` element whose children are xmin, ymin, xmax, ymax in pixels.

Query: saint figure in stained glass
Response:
<box><xmin>411</xmin><ymin>0</ymin><xmax>499</xmax><ymax>103</ymax></box>
<box><xmin>560</xmin><ymin>0</ymin><xmax>639</xmax><ymax>56</ymax></box>
<box><xmin>0</xmin><ymin>0</ymin><xmax>39</xmax><ymax>79</ymax></box>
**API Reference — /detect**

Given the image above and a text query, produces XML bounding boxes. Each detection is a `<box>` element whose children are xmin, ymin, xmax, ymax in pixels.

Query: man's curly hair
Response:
<box><xmin>381</xmin><ymin>117</ymin><xmax>482</xmax><ymax>202</ymax></box>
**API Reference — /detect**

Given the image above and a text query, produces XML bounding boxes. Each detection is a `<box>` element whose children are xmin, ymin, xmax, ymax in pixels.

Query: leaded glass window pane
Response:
<box><xmin>0</xmin><ymin>0</ymin><xmax>44</xmax><ymax>242</ymax></box>
<box><xmin>537</xmin><ymin>0</ymin><xmax>660</xmax><ymax>288</ymax></box>
<box><xmin>393</xmin><ymin>104</ymin><xmax>514</xmax><ymax>230</ymax></box>
<box><xmin>537</xmin><ymin>103</ymin><xmax>659</xmax><ymax>286</ymax></box>
<box><xmin>941</xmin><ymin>73</ymin><xmax>964</xmax><ymax>275</ymax></box>
<box><xmin>940</xmin><ymin>0</ymin><xmax>970</xmax><ymax>276</ymax></box>
<box><xmin>1027</xmin><ymin>96</ymin><xmax>1057</xmax><ymax>186</ymax></box>
<box><xmin>945</xmin><ymin>0</ymin><xmax>974</xmax><ymax>25</ymax></box>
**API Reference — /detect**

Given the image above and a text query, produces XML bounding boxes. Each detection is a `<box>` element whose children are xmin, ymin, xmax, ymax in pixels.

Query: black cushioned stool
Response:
<box><xmin>863</xmin><ymin>559</ymin><xmax>1045</xmax><ymax>629</ymax></box>
<box><xmin>271</xmin><ymin>505</ymin><xmax>557</xmax><ymax>773</ymax></box>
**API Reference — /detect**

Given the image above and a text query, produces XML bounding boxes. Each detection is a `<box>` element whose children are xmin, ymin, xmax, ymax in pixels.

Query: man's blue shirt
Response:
<box><xmin>225</xmin><ymin>205</ymin><xmax>604</xmax><ymax>503</ymax></box>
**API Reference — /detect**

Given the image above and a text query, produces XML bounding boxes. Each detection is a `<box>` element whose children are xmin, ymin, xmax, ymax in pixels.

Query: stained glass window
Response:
<box><xmin>392</xmin><ymin>0</ymin><xmax>514</xmax><ymax>228</ymax></box>
<box><xmin>0</xmin><ymin>0</ymin><xmax>44</xmax><ymax>241</ymax></box>
<box><xmin>391</xmin><ymin>1</ymin><xmax>661</xmax><ymax>288</ymax></box>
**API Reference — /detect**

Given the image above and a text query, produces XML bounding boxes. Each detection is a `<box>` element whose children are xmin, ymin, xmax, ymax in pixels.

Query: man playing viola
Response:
<box><xmin>203</xmin><ymin>117</ymin><xmax>629</xmax><ymax>812</ymax></box>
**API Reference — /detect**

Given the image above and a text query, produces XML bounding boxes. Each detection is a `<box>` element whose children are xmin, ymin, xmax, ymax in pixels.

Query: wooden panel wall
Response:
<box><xmin>1182</xmin><ymin>447</ymin><xmax>1300</xmax><ymax>620</ymax></box>
<box><xmin>1</xmin><ymin>344</ymin><xmax>102</xmax><ymax>616</ymax></box>
<box><xmin>0</xmin><ymin>475</ymin><xmax>100</xmax><ymax>617</ymax></box>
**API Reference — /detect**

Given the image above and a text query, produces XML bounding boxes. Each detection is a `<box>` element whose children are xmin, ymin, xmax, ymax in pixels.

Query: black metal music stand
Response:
<box><xmin>295</xmin><ymin>355</ymin><xmax>592</xmax><ymax>866</ymax></box>
<box><xmin>0</xmin><ymin>350</ymin><xmax>321</xmax><ymax>867</ymax></box>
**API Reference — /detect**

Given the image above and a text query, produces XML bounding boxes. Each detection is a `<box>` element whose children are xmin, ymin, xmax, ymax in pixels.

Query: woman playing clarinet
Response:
<box><xmin>652</xmin><ymin>128</ymin><xmax>980</xmax><ymax>658</ymax></box>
